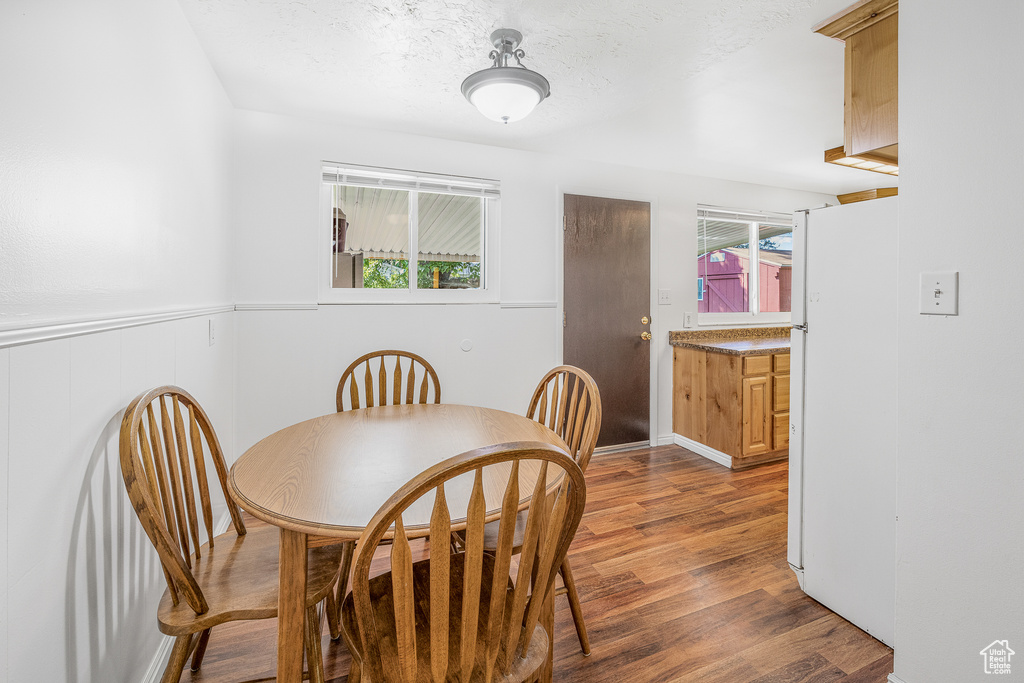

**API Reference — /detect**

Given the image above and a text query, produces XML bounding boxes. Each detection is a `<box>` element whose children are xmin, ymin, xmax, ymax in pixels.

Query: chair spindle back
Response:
<box><xmin>527</xmin><ymin>366</ymin><xmax>602</xmax><ymax>472</ymax></box>
<box><xmin>337</xmin><ymin>350</ymin><xmax>441</xmax><ymax>412</ymax></box>
<box><xmin>351</xmin><ymin>441</ymin><xmax>586</xmax><ymax>683</ymax></box>
<box><xmin>119</xmin><ymin>385</ymin><xmax>245</xmax><ymax>615</ymax></box>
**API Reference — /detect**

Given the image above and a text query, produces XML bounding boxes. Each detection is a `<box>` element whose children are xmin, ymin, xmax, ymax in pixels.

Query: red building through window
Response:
<box><xmin>698</xmin><ymin>247</ymin><xmax>792</xmax><ymax>314</ymax></box>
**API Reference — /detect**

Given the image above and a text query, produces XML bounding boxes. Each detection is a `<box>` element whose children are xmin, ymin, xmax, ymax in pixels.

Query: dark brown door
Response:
<box><xmin>564</xmin><ymin>194</ymin><xmax>651</xmax><ymax>448</ymax></box>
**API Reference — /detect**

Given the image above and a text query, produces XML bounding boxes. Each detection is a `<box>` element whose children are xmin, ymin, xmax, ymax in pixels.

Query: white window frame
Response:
<box><xmin>319</xmin><ymin>162</ymin><xmax>500</xmax><ymax>304</ymax></box>
<box><xmin>697</xmin><ymin>206</ymin><xmax>792</xmax><ymax>326</ymax></box>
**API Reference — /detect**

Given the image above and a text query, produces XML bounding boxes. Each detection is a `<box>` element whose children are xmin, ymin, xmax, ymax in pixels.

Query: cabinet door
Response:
<box><xmin>742</xmin><ymin>375</ymin><xmax>771</xmax><ymax>456</ymax></box>
<box><xmin>773</xmin><ymin>412</ymin><xmax>790</xmax><ymax>451</ymax></box>
<box><xmin>845</xmin><ymin>13</ymin><xmax>898</xmax><ymax>158</ymax></box>
<box><xmin>773</xmin><ymin>374</ymin><xmax>790</xmax><ymax>413</ymax></box>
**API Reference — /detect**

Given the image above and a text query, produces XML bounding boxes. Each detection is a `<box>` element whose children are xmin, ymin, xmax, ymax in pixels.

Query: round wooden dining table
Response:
<box><xmin>228</xmin><ymin>403</ymin><xmax>569</xmax><ymax>683</ymax></box>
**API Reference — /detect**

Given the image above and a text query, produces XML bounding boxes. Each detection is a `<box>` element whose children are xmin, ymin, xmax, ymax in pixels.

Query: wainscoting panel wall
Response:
<box><xmin>1</xmin><ymin>311</ymin><xmax>234</xmax><ymax>682</ymax></box>
<box><xmin>0</xmin><ymin>347</ymin><xmax>8</xmax><ymax>679</ymax></box>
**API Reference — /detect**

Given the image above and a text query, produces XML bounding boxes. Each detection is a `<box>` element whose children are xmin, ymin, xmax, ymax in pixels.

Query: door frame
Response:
<box><xmin>555</xmin><ymin>186</ymin><xmax>660</xmax><ymax>448</ymax></box>
<box><xmin>787</xmin><ymin>209</ymin><xmax>809</xmax><ymax>578</ymax></box>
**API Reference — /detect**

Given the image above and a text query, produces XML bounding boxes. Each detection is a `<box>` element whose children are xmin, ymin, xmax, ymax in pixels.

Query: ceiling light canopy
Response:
<box><xmin>462</xmin><ymin>29</ymin><xmax>550</xmax><ymax>124</ymax></box>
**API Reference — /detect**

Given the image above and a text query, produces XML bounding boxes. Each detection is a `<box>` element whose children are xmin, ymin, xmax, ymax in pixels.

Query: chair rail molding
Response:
<box><xmin>499</xmin><ymin>300</ymin><xmax>558</xmax><ymax>309</ymax></box>
<box><xmin>233</xmin><ymin>303</ymin><xmax>320</xmax><ymax>311</ymax></box>
<box><xmin>232</xmin><ymin>301</ymin><xmax>558</xmax><ymax>310</ymax></box>
<box><xmin>0</xmin><ymin>305</ymin><xmax>234</xmax><ymax>349</ymax></box>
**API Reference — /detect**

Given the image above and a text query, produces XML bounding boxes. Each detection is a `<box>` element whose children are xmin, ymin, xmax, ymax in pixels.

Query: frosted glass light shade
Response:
<box><xmin>469</xmin><ymin>82</ymin><xmax>541</xmax><ymax>123</ymax></box>
<box><xmin>462</xmin><ymin>66</ymin><xmax>550</xmax><ymax>124</ymax></box>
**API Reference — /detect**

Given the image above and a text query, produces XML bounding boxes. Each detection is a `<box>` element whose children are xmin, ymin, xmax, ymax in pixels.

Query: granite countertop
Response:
<box><xmin>669</xmin><ymin>326</ymin><xmax>792</xmax><ymax>356</ymax></box>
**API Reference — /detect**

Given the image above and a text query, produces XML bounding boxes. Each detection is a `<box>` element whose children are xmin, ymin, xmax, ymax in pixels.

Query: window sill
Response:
<box><xmin>317</xmin><ymin>290</ymin><xmax>500</xmax><ymax>306</ymax></box>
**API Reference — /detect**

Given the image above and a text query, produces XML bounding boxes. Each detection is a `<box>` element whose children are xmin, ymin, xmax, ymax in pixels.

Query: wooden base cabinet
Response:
<box><xmin>673</xmin><ymin>347</ymin><xmax>790</xmax><ymax>469</ymax></box>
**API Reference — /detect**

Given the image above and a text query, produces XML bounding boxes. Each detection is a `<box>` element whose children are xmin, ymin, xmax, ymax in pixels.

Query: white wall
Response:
<box><xmin>0</xmin><ymin>0</ymin><xmax>234</xmax><ymax>326</ymax></box>
<box><xmin>895</xmin><ymin>1</ymin><xmax>1024</xmax><ymax>681</ymax></box>
<box><xmin>232</xmin><ymin>110</ymin><xmax>834</xmax><ymax>453</ymax></box>
<box><xmin>0</xmin><ymin>0</ymin><xmax>235</xmax><ymax>681</ymax></box>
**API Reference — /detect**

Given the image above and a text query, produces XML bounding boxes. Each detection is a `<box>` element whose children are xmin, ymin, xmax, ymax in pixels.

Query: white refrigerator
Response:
<box><xmin>787</xmin><ymin>197</ymin><xmax>897</xmax><ymax>647</ymax></box>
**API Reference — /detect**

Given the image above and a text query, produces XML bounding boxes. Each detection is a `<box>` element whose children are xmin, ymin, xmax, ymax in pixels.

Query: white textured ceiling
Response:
<box><xmin>176</xmin><ymin>0</ymin><xmax>887</xmax><ymax>195</ymax></box>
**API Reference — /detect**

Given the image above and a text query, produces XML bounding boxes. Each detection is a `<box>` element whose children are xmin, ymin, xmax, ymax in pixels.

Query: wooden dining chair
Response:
<box><xmin>331</xmin><ymin>349</ymin><xmax>443</xmax><ymax>637</ymax></box>
<box><xmin>454</xmin><ymin>366</ymin><xmax>602</xmax><ymax>655</ymax></box>
<box><xmin>119</xmin><ymin>386</ymin><xmax>345</xmax><ymax>683</ymax></box>
<box><xmin>524</xmin><ymin>366</ymin><xmax>602</xmax><ymax>655</ymax></box>
<box><xmin>336</xmin><ymin>349</ymin><xmax>441</xmax><ymax>412</ymax></box>
<box><xmin>340</xmin><ymin>441</ymin><xmax>587</xmax><ymax>683</ymax></box>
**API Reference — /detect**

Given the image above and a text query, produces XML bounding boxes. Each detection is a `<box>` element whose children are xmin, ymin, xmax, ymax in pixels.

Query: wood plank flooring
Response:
<box><xmin>178</xmin><ymin>445</ymin><xmax>893</xmax><ymax>682</ymax></box>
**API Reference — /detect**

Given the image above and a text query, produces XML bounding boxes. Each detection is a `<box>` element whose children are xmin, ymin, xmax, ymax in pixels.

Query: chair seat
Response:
<box><xmin>158</xmin><ymin>525</ymin><xmax>344</xmax><ymax>636</ymax></box>
<box><xmin>452</xmin><ymin>509</ymin><xmax>531</xmax><ymax>552</ymax></box>
<box><xmin>481</xmin><ymin>510</ymin><xmax>529</xmax><ymax>550</ymax></box>
<box><xmin>342</xmin><ymin>552</ymin><xmax>549</xmax><ymax>683</ymax></box>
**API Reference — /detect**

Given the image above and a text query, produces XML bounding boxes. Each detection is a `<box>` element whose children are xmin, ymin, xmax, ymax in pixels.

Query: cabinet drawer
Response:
<box><xmin>773</xmin><ymin>353</ymin><xmax>790</xmax><ymax>373</ymax></box>
<box><xmin>773</xmin><ymin>412</ymin><xmax>790</xmax><ymax>451</ymax></box>
<box><xmin>743</xmin><ymin>355</ymin><xmax>771</xmax><ymax>375</ymax></box>
<box><xmin>773</xmin><ymin>374</ymin><xmax>790</xmax><ymax>412</ymax></box>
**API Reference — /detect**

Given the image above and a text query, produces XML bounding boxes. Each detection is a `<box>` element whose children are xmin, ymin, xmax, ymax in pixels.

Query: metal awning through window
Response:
<box><xmin>326</xmin><ymin>163</ymin><xmax>498</xmax><ymax>263</ymax></box>
<box><xmin>697</xmin><ymin>206</ymin><xmax>792</xmax><ymax>256</ymax></box>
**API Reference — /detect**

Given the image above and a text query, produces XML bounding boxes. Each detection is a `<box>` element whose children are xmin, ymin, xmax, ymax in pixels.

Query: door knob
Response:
<box><xmin>641</xmin><ymin>316</ymin><xmax>650</xmax><ymax>325</ymax></box>
<box><xmin>641</xmin><ymin>331</ymin><xmax>652</xmax><ymax>341</ymax></box>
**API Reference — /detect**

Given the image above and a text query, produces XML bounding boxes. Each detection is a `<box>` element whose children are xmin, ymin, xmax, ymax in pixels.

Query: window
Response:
<box><xmin>320</xmin><ymin>163</ymin><xmax>499</xmax><ymax>303</ymax></box>
<box><xmin>697</xmin><ymin>206</ymin><xmax>792</xmax><ymax>323</ymax></box>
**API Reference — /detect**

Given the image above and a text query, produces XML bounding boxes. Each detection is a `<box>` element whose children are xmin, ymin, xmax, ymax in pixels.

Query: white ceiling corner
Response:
<box><xmin>176</xmin><ymin>0</ymin><xmax>889</xmax><ymax>195</ymax></box>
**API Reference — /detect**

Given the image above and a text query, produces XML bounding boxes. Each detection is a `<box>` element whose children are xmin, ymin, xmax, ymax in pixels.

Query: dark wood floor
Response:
<box><xmin>180</xmin><ymin>445</ymin><xmax>893</xmax><ymax>682</ymax></box>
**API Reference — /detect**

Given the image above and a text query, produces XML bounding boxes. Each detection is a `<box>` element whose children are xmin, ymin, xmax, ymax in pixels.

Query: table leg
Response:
<box><xmin>279</xmin><ymin>528</ymin><xmax>308</xmax><ymax>683</ymax></box>
<box><xmin>540</xmin><ymin>585</ymin><xmax>554</xmax><ymax>683</ymax></box>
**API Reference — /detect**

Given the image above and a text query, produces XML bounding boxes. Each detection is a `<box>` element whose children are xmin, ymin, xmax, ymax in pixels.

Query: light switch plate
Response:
<box><xmin>920</xmin><ymin>272</ymin><xmax>958</xmax><ymax>315</ymax></box>
<box><xmin>658</xmin><ymin>289</ymin><xmax>671</xmax><ymax>305</ymax></box>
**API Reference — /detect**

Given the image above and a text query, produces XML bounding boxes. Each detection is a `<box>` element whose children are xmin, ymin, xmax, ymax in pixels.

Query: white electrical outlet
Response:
<box><xmin>683</xmin><ymin>312</ymin><xmax>694</xmax><ymax>328</ymax></box>
<box><xmin>920</xmin><ymin>272</ymin><xmax>958</xmax><ymax>315</ymax></box>
<box><xmin>658</xmin><ymin>289</ymin><xmax>671</xmax><ymax>305</ymax></box>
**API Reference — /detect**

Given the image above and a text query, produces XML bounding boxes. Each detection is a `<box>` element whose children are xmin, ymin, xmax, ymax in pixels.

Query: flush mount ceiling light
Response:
<box><xmin>461</xmin><ymin>28</ymin><xmax>550</xmax><ymax>124</ymax></box>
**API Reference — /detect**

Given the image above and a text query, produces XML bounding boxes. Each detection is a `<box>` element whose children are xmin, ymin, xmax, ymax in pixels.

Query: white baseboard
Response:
<box><xmin>592</xmin><ymin>440</ymin><xmax>650</xmax><ymax>455</ymax></box>
<box><xmin>887</xmin><ymin>675</ymin><xmax>906</xmax><ymax>683</ymax></box>
<box><xmin>656</xmin><ymin>434</ymin><xmax>676</xmax><ymax>446</ymax></box>
<box><xmin>141</xmin><ymin>513</ymin><xmax>234</xmax><ymax>683</ymax></box>
<box><xmin>142</xmin><ymin>636</ymin><xmax>176</xmax><ymax>683</ymax></box>
<box><xmin>672</xmin><ymin>433</ymin><xmax>732</xmax><ymax>468</ymax></box>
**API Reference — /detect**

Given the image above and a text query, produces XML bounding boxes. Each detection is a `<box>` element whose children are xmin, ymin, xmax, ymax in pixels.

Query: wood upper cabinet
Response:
<box><xmin>673</xmin><ymin>347</ymin><xmax>790</xmax><ymax>469</ymax></box>
<box><xmin>815</xmin><ymin>0</ymin><xmax>898</xmax><ymax>162</ymax></box>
